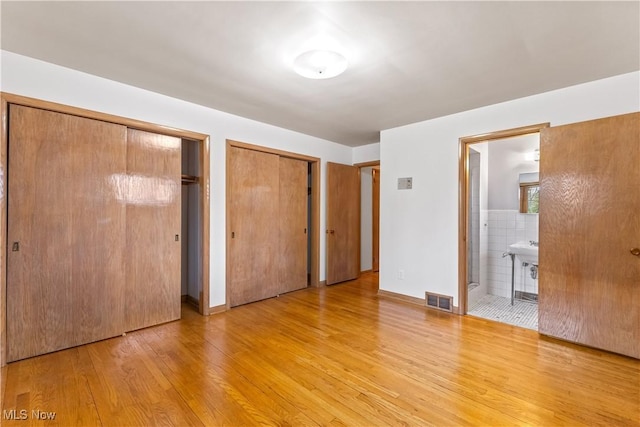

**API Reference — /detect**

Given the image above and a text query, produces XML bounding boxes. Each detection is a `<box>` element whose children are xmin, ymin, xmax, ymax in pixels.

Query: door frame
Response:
<box><xmin>0</xmin><ymin>93</ymin><xmax>211</xmax><ymax>367</ymax></box>
<box><xmin>457</xmin><ymin>123</ymin><xmax>549</xmax><ymax>315</ymax></box>
<box><xmin>225</xmin><ymin>140</ymin><xmax>321</xmax><ymax>308</ymax></box>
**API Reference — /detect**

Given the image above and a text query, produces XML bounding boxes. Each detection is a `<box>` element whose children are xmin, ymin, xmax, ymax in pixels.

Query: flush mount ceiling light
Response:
<box><xmin>293</xmin><ymin>49</ymin><xmax>348</xmax><ymax>79</ymax></box>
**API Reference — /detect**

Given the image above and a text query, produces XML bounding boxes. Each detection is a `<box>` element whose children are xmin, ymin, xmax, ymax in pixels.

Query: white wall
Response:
<box><xmin>0</xmin><ymin>50</ymin><xmax>353</xmax><ymax>308</ymax></box>
<box><xmin>353</xmin><ymin>142</ymin><xmax>380</xmax><ymax>164</ymax></box>
<box><xmin>487</xmin><ymin>134</ymin><xmax>539</xmax><ymax>210</ymax></box>
<box><xmin>380</xmin><ymin>71</ymin><xmax>640</xmax><ymax>305</ymax></box>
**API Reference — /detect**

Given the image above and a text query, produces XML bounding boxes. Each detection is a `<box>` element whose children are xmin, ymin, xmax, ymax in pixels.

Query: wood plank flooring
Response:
<box><xmin>2</xmin><ymin>272</ymin><xmax>639</xmax><ymax>426</ymax></box>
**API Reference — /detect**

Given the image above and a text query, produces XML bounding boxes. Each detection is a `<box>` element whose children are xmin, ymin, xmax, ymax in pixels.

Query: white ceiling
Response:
<box><xmin>1</xmin><ymin>1</ymin><xmax>638</xmax><ymax>147</ymax></box>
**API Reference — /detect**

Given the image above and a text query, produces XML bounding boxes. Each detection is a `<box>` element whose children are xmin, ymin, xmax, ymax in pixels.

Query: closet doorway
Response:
<box><xmin>181</xmin><ymin>139</ymin><xmax>208</xmax><ymax>314</ymax></box>
<box><xmin>225</xmin><ymin>140</ymin><xmax>320</xmax><ymax>308</ymax></box>
<box><xmin>0</xmin><ymin>94</ymin><xmax>211</xmax><ymax>365</ymax></box>
<box><xmin>179</xmin><ymin>135</ymin><xmax>210</xmax><ymax>317</ymax></box>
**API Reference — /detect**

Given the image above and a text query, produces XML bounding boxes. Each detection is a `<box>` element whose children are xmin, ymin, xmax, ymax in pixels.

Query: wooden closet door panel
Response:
<box><xmin>326</xmin><ymin>162</ymin><xmax>360</xmax><ymax>285</ymax></box>
<box><xmin>7</xmin><ymin>105</ymin><xmax>127</xmax><ymax>362</ymax></box>
<box><xmin>228</xmin><ymin>147</ymin><xmax>280</xmax><ymax>307</ymax></box>
<box><xmin>125</xmin><ymin>129</ymin><xmax>181</xmax><ymax>331</ymax></box>
<box><xmin>539</xmin><ymin>112</ymin><xmax>639</xmax><ymax>358</ymax></box>
<box><xmin>278</xmin><ymin>157</ymin><xmax>308</xmax><ymax>294</ymax></box>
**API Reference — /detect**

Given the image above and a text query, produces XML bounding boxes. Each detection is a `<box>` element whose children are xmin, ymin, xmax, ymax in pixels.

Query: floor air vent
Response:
<box><xmin>425</xmin><ymin>292</ymin><xmax>453</xmax><ymax>313</ymax></box>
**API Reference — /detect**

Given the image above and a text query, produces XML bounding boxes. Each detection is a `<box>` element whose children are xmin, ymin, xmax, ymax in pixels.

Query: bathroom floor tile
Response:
<box><xmin>468</xmin><ymin>294</ymin><xmax>538</xmax><ymax>330</ymax></box>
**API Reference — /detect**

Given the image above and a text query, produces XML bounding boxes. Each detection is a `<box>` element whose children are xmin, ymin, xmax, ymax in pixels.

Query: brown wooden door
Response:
<box><xmin>539</xmin><ymin>112</ymin><xmax>639</xmax><ymax>359</ymax></box>
<box><xmin>125</xmin><ymin>129</ymin><xmax>182</xmax><ymax>331</ymax></box>
<box><xmin>6</xmin><ymin>105</ymin><xmax>128</xmax><ymax>362</ymax></box>
<box><xmin>228</xmin><ymin>147</ymin><xmax>280</xmax><ymax>306</ymax></box>
<box><xmin>372</xmin><ymin>168</ymin><xmax>380</xmax><ymax>272</ymax></box>
<box><xmin>278</xmin><ymin>157</ymin><xmax>308</xmax><ymax>294</ymax></box>
<box><xmin>326</xmin><ymin>162</ymin><xmax>360</xmax><ymax>285</ymax></box>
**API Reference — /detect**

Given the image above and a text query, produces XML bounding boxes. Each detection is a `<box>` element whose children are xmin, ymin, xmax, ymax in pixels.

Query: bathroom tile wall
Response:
<box><xmin>487</xmin><ymin>210</ymin><xmax>539</xmax><ymax>298</ymax></box>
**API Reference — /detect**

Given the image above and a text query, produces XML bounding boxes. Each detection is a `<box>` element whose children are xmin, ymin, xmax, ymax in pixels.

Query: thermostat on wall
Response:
<box><xmin>398</xmin><ymin>177</ymin><xmax>413</xmax><ymax>190</ymax></box>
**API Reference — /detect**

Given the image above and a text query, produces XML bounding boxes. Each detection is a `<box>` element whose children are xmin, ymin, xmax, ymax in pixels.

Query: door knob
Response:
<box><xmin>631</xmin><ymin>248</ymin><xmax>640</xmax><ymax>257</ymax></box>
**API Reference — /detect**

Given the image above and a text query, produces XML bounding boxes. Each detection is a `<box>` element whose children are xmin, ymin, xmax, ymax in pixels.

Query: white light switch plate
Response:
<box><xmin>397</xmin><ymin>177</ymin><xmax>412</xmax><ymax>190</ymax></box>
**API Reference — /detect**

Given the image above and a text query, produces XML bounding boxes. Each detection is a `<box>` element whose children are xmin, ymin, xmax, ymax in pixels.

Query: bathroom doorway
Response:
<box><xmin>459</xmin><ymin>123</ymin><xmax>548</xmax><ymax>330</ymax></box>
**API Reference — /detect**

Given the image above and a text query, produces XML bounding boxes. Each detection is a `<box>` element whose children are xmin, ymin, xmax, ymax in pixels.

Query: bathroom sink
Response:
<box><xmin>509</xmin><ymin>241</ymin><xmax>538</xmax><ymax>264</ymax></box>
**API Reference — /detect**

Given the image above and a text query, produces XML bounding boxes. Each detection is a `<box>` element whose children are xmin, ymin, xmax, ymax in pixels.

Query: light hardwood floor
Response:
<box><xmin>2</xmin><ymin>272</ymin><xmax>638</xmax><ymax>426</ymax></box>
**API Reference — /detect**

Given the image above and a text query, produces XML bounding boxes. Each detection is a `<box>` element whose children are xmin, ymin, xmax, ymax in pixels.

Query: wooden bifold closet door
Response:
<box><xmin>6</xmin><ymin>105</ymin><xmax>182</xmax><ymax>362</ymax></box>
<box><xmin>228</xmin><ymin>146</ymin><xmax>308</xmax><ymax>307</ymax></box>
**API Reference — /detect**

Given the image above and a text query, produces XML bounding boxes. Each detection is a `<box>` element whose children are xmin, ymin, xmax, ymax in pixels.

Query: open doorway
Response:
<box><xmin>358</xmin><ymin>162</ymin><xmax>380</xmax><ymax>274</ymax></box>
<box><xmin>180</xmin><ymin>136</ymin><xmax>210</xmax><ymax>316</ymax></box>
<box><xmin>459</xmin><ymin>124</ymin><xmax>548</xmax><ymax>329</ymax></box>
<box><xmin>181</xmin><ymin>139</ymin><xmax>204</xmax><ymax>313</ymax></box>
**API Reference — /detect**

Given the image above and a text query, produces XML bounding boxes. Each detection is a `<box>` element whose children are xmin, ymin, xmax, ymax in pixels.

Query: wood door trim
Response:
<box><xmin>457</xmin><ymin>122</ymin><xmax>549</xmax><ymax>316</ymax></box>
<box><xmin>225</xmin><ymin>140</ymin><xmax>321</xmax><ymax>308</ymax></box>
<box><xmin>199</xmin><ymin>136</ymin><xmax>211</xmax><ymax>317</ymax></box>
<box><xmin>0</xmin><ymin>97</ymin><xmax>7</xmax><ymax>367</ymax></box>
<box><xmin>459</xmin><ymin>123</ymin><xmax>549</xmax><ymax>144</ymax></box>
<box><xmin>0</xmin><ymin>93</ymin><xmax>212</xmax><ymax>366</ymax></box>
<box><xmin>228</xmin><ymin>139</ymin><xmax>321</xmax><ymax>163</ymax></box>
<box><xmin>0</xmin><ymin>92</ymin><xmax>208</xmax><ymax>141</ymax></box>
<box><xmin>354</xmin><ymin>160</ymin><xmax>380</xmax><ymax>168</ymax></box>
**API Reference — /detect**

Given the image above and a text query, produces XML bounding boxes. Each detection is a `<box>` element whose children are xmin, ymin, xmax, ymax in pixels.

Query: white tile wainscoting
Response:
<box><xmin>486</xmin><ymin>210</ymin><xmax>539</xmax><ymax>299</ymax></box>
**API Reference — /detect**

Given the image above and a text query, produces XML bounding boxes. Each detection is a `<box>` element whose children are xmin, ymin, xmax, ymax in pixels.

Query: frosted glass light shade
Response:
<box><xmin>293</xmin><ymin>50</ymin><xmax>348</xmax><ymax>79</ymax></box>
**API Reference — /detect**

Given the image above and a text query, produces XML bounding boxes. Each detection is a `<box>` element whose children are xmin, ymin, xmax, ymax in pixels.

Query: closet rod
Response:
<box><xmin>181</xmin><ymin>174</ymin><xmax>199</xmax><ymax>185</ymax></box>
